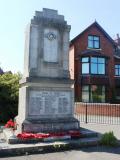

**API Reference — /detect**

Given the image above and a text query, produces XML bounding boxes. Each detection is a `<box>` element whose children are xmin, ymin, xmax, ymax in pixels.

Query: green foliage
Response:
<box><xmin>100</xmin><ymin>131</ymin><xmax>118</xmax><ymax>147</ymax></box>
<box><xmin>0</xmin><ymin>72</ymin><xmax>21</xmax><ymax>123</ymax></box>
<box><xmin>75</xmin><ymin>97</ymin><xmax>81</xmax><ymax>102</ymax></box>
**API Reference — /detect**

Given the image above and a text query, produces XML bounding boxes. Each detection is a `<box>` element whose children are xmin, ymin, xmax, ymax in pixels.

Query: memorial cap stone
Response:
<box><xmin>23</xmin><ymin>8</ymin><xmax>71</xmax><ymax>79</ymax></box>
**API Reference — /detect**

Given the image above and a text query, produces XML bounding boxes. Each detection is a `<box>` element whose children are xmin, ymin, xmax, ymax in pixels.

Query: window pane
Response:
<box><xmin>91</xmin><ymin>85</ymin><xmax>98</xmax><ymax>92</ymax></box>
<box><xmin>94</xmin><ymin>36</ymin><xmax>99</xmax><ymax>40</ymax></box>
<box><xmin>102</xmin><ymin>86</ymin><xmax>105</xmax><ymax>92</ymax></box>
<box><xmin>91</xmin><ymin>85</ymin><xmax>105</xmax><ymax>103</ymax></box>
<box><xmin>82</xmin><ymin>91</ymin><xmax>89</xmax><ymax>102</ymax></box>
<box><xmin>94</xmin><ymin>41</ymin><xmax>99</xmax><ymax>48</ymax></box>
<box><xmin>82</xmin><ymin>57</ymin><xmax>89</xmax><ymax>62</ymax></box>
<box><xmin>98</xmin><ymin>58</ymin><xmax>105</xmax><ymax>63</ymax></box>
<box><xmin>91</xmin><ymin>57</ymin><xmax>97</xmax><ymax>63</ymax></box>
<box><xmin>88</xmin><ymin>36</ymin><xmax>93</xmax><ymax>40</ymax></box>
<box><xmin>82</xmin><ymin>63</ymin><xmax>89</xmax><ymax>74</ymax></box>
<box><xmin>98</xmin><ymin>64</ymin><xmax>105</xmax><ymax>74</ymax></box>
<box><xmin>88</xmin><ymin>40</ymin><xmax>93</xmax><ymax>48</ymax></box>
<box><xmin>115</xmin><ymin>65</ymin><xmax>118</xmax><ymax>68</ymax></box>
<box><xmin>115</xmin><ymin>69</ymin><xmax>119</xmax><ymax>75</ymax></box>
<box><xmin>91</xmin><ymin>63</ymin><xmax>97</xmax><ymax>74</ymax></box>
<box><xmin>101</xmin><ymin>94</ymin><xmax>105</xmax><ymax>103</ymax></box>
<box><xmin>101</xmin><ymin>86</ymin><xmax>105</xmax><ymax>102</ymax></box>
<box><xmin>88</xmin><ymin>36</ymin><xmax>100</xmax><ymax>49</ymax></box>
<box><xmin>91</xmin><ymin>85</ymin><xmax>98</xmax><ymax>102</ymax></box>
<box><xmin>82</xmin><ymin>86</ymin><xmax>89</xmax><ymax>91</ymax></box>
<box><xmin>115</xmin><ymin>87</ymin><xmax>120</xmax><ymax>97</ymax></box>
<box><xmin>91</xmin><ymin>92</ymin><xmax>98</xmax><ymax>102</ymax></box>
<box><xmin>98</xmin><ymin>58</ymin><xmax>104</xmax><ymax>63</ymax></box>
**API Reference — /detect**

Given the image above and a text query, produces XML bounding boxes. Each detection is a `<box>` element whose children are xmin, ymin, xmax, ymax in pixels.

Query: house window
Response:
<box><xmin>82</xmin><ymin>57</ymin><xmax>89</xmax><ymax>74</ymax></box>
<box><xmin>91</xmin><ymin>57</ymin><xmax>105</xmax><ymax>74</ymax></box>
<box><xmin>82</xmin><ymin>85</ymin><xmax>89</xmax><ymax>102</ymax></box>
<box><xmin>115</xmin><ymin>65</ymin><xmax>120</xmax><ymax>76</ymax></box>
<box><xmin>82</xmin><ymin>85</ymin><xmax>105</xmax><ymax>103</ymax></box>
<box><xmin>82</xmin><ymin>57</ymin><xmax>105</xmax><ymax>75</ymax></box>
<box><xmin>88</xmin><ymin>35</ymin><xmax>100</xmax><ymax>49</ymax></box>
<box><xmin>115</xmin><ymin>87</ymin><xmax>120</xmax><ymax>100</ymax></box>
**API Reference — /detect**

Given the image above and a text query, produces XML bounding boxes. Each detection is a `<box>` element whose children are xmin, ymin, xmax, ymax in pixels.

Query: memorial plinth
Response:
<box><xmin>16</xmin><ymin>8</ymin><xmax>79</xmax><ymax>133</ymax></box>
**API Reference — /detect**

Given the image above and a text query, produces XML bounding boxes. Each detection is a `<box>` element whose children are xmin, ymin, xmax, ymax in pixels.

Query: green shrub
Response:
<box><xmin>100</xmin><ymin>131</ymin><xmax>118</xmax><ymax>147</ymax></box>
<box><xmin>0</xmin><ymin>72</ymin><xmax>21</xmax><ymax>123</ymax></box>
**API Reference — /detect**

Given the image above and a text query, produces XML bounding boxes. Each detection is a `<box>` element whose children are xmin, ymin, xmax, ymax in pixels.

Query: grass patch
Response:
<box><xmin>100</xmin><ymin>131</ymin><xmax>118</xmax><ymax>147</ymax></box>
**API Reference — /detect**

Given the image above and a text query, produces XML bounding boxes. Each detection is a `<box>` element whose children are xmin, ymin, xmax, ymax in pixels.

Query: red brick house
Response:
<box><xmin>69</xmin><ymin>21</ymin><xmax>120</xmax><ymax>103</ymax></box>
<box><xmin>114</xmin><ymin>34</ymin><xmax>120</xmax><ymax>103</ymax></box>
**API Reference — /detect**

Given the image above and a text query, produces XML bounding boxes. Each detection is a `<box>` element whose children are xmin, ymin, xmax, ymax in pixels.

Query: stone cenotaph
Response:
<box><xmin>16</xmin><ymin>8</ymin><xmax>79</xmax><ymax>133</ymax></box>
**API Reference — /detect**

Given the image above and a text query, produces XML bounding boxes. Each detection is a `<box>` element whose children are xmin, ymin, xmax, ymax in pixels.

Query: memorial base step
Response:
<box><xmin>18</xmin><ymin>118</ymin><xmax>79</xmax><ymax>133</ymax></box>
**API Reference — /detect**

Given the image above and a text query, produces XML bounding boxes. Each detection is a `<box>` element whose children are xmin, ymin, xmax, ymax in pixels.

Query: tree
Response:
<box><xmin>0</xmin><ymin>72</ymin><xmax>21</xmax><ymax>123</ymax></box>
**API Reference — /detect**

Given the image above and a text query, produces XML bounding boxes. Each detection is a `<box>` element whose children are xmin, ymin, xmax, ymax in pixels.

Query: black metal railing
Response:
<box><xmin>74</xmin><ymin>102</ymin><xmax>120</xmax><ymax>124</ymax></box>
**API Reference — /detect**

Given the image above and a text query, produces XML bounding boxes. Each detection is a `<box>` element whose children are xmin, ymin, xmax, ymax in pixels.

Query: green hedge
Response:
<box><xmin>0</xmin><ymin>72</ymin><xmax>21</xmax><ymax>123</ymax></box>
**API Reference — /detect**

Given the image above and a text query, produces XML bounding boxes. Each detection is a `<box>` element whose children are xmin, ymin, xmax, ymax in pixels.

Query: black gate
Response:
<box><xmin>74</xmin><ymin>103</ymin><xmax>120</xmax><ymax>124</ymax></box>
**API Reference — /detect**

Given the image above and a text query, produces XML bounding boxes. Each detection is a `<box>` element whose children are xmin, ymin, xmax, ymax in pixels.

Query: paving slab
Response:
<box><xmin>80</xmin><ymin>123</ymin><xmax>120</xmax><ymax>140</ymax></box>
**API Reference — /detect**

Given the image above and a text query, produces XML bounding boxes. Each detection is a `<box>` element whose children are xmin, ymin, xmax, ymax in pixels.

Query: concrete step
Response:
<box><xmin>0</xmin><ymin>127</ymin><xmax>100</xmax><ymax>157</ymax></box>
<box><xmin>2</xmin><ymin>127</ymin><xmax>98</xmax><ymax>144</ymax></box>
<box><xmin>0</xmin><ymin>136</ymin><xmax>100</xmax><ymax>157</ymax></box>
<box><xmin>80</xmin><ymin>128</ymin><xmax>98</xmax><ymax>138</ymax></box>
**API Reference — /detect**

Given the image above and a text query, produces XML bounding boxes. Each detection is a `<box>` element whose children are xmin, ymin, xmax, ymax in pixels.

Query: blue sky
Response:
<box><xmin>0</xmin><ymin>0</ymin><xmax>120</xmax><ymax>73</ymax></box>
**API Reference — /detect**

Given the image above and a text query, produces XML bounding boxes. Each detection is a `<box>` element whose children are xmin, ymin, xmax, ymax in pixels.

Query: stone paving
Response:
<box><xmin>80</xmin><ymin>123</ymin><xmax>120</xmax><ymax>140</ymax></box>
<box><xmin>0</xmin><ymin>146</ymin><xmax>120</xmax><ymax>160</ymax></box>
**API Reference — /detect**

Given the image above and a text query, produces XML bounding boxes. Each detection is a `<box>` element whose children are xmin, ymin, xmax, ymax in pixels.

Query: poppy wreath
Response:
<box><xmin>17</xmin><ymin>130</ymin><xmax>81</xmax><ymax>140</ymax></box>
<box><xmin>4</xmin><ymin>119</ymin><xmax>16</xmax><ymax>129</ymax></box>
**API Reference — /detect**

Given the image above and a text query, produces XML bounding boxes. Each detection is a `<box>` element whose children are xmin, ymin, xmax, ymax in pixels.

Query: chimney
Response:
<box><xmin>116</xmin><ymin>33</ymin><xmax>120</xmax><ymax>46</ymax></box>
<box><xmin>117</xmin><ymin>33</ymin><xmax>119</xmax><ymax>39</ymax></box>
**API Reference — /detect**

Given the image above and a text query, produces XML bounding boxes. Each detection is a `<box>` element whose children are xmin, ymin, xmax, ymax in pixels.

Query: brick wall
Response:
<box><xmin>75</xmin><ymin>103</ymin><xmax>120</xmax><ymax>117</ymax></box>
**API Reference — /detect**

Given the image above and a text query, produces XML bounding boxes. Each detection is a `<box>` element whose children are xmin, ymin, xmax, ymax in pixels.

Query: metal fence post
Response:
<box><xmin>85</xmin><ymin>103</ymin><xmax>87</xmax><ymax>123</ymax></box>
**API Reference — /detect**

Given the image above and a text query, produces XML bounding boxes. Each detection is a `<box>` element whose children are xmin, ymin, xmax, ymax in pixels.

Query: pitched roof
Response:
<box><xmin>70</xmin><ymin>21</ymin><xmax>116</xmax><ymax>46</ymax></box>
